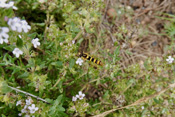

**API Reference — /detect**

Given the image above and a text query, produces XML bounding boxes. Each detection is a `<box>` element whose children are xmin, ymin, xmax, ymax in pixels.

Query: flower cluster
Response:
<box><xmin>72</xmin><ymin>91</ymin><xmax>85</xmax><ymax>102</ymax></box>
<box><xmin>0</xmin><ymin>27</ymin><xmax>9</xmax><ymax>44</ymax></box>
<box><xmin>166</xmin><ymin>56</ymin><xmax>174</xmax><ymax>64</ymax></box>
<box><xmin>0</xmin><ymin>0</ymin><xmax>17</xmax><ymax>10</ymax></box>
<box><xmin>16</xmin><ymin>98</ymin><xmax>39</xmax><ymax>117</ymax></box>
<box><xmin>8</xmin><ymin>17</ymin><xmax>31</xmax><ymax>33</ymax></box>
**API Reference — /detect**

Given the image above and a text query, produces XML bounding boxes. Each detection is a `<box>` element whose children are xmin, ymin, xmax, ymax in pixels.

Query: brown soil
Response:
<box><xmin>101</xmin><ymin>0</ymin><xmax>175</xmax><ymax>68</ymax></box>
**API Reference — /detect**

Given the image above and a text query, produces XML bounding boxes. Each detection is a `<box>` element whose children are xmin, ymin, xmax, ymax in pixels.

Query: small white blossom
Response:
<box><xmin>127</xmin><ymin>6</ymin><xmax>131</xmax><ymax>10</ymax></box>
<box><xmin>60</xmin><ymin>42</ymin><xmax>63</xmax><ymax>46</ymax></box>
<box><xmin>76</xmin><ymin>91</ymin><xmax>85</xmax><ymax>100</ymax></box>
<box><xmin>28</xmin><ymin>104</ymin><xmax>39</xmax><ymax>114</ymax></box>
<box><xmin>8</xmin><ymin>17</ymin><xmax>31</xmax><ymax>33</ymax></box>
<box><xmin>0</xmin><ymin>27</ymin><xmax>9</xmax><ymax>44</ymax></box>
<box><xmin>72</xmin><ymin>96</ymin><xmax>77</xmax><ymax>102</ymax></box>
<box><xmin>24</xmin><ymin>105</ymin><xmax>28</xmax><ymax>109</ymax></box>
<box><xmin>12</xmin><ymin>48</ymin><xmax>23</xmax><ymax>58</ymax></box>
<box><xmin>141</xmin><ymin>106</ymin><xmax>144</xmax><ymax>110</ymax></box>
<box><xmin>0</xmin><ymin>0</ymin><xmax>17</xmax><ymax>10</ymax></box>
<box><xmin>25</xmin><ymin>115</ymin><xmax>30</xmax><ymax>117</ymax></box>
<box><xmin>3</xmin><ymin>38</ymin><xmax>8</xmax><ymax>43</ymax></box>
<box><xmin>16</xmin><ymin>100</ymin><xmax>22</xmax><ymax>106</ymax></box>
<box><xmin>38</xmin><ymin>0</ymin><xmax>45</xmax><ymax>3</ymax></box>
<box><xmin>118</xmin><ymin>10</ymin><xmax>121</xmax><ymax>14</ymax></box>
<box><xmin>166</xmin><ymin>56</ymin><xmax>174</xmax><ymax>64</ymax></box>
<box><xmin>21</xmin><ymin>20</ymin><xmax>31</xmax><ymax>33</ymax></box>
<box><xmin>76</xmin><ymin>58</ymin><xmax>83</xmax><ymax>66</ymax></box>
<box><xmin>32</xmin><ymin>38</ymin><xmax>40</xmax><ymax>48</ymax></box>
<box><xmin>72</xmin><ymin>40</ymin><xmax>75</xmax><ymax>44</ymax></box>
<box><xmin>18</xmin><ymin>113</ymin><xmax>22</xmax><ymax>116</ymax></box>
<box><xmin>8</xmin><ymin>17</ymin><xmax>22</xmax><ymax>32</ymax></box>
<box><xmin>21</xmin><ymin>108</ymin><xmax>28</xmax><ymax>113</ymax></box>
<box><xmin>25</xmin><ymin>98</ymin><xmax>32</xmax><ymax>105</ymax></box>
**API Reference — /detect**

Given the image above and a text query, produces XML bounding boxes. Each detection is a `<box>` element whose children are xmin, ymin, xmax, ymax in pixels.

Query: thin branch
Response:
<box><xmin>8</xmin><ymin>85</ymin><xmax>51</xmax><ymax>105</ymax></box>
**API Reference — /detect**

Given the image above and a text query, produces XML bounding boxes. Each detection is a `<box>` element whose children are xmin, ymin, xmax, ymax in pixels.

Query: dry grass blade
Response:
<box><xmin>92</xmin><ymin>82</ymin><xmax>175</xmax><ymax>117</ymax></box>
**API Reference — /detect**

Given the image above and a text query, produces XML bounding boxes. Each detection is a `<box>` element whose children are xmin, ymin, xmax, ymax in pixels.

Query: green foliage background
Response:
<box><xmin>1</xmin><ymin>0</ymin><xmax>175</xmax><ymax>117</ymax></box>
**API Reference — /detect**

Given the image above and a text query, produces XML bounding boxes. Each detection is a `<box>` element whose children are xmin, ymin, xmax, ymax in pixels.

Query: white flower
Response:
<box><xmin>18</xmin><ymin>113</ymin><xmax>22</xmax><ymax>116</ymax></box>
<box><xmin>76</xmin><ymin>58</ymin><xmax>83</xmax><ymax>66</ymax></box>
<box><xmin>127</xmin><ymin>6</ymin><xmax>131</xmax><ymax>10</ymax></box>
<box><xmin>166</xmin><ymin>56</ymin><xmax>174</xmax><ymax>64</ymax></box>
<box><xmin>25</xmin><ymin>98</ymin><xmax>32</xmax><ymax>105</ymax></box>
<box><xmin>12</xmin><ymin>48</ymin><xmax>23</xmax><ymax>58</ymax></box>
<box><xmin>0</xmin><ymin>0</ymin><xmax>17</xmax><ymax>10</ymax></box>
<box><xmin>76</xmin><ymin>91</ymin><xmax>85</xmax><ymax>100</ymax></box>
<box><xmin>16</xmin><ymin>100</ymin><xmax>22</xmax><ymax>106</ymax></box>
<box><xmin>21</xmin><ymin>108</ymin><xmax>27</xmax><ymax>113</ymax></box>
<box><xmin>118</xmin><ymin>10</ymin><xmax>121</xmax><ymax>14</ymax></box>
<box><xmin>28</xmin><ymin>104</ymin><xmax>39</xmax><ymax>114</ymax></box>
<box><xmin>32</xmin><ymin>38</ymin><xmax>40</xmax><ymax>48</ymax></box>
<box><xmin>20</xmin><ymin>20</ymin><xmax>31</xmax><ymax>33</ymax></box>
<box><xmin>0</xmin><ymin>27</ymin><xmax>9</xmax><ymax>44</ymax></box>
<box><xmin>72</xmin><ymin>40</ymin><xmax>75</xmax><ymax>44</ymax></box>
<box><xmin>24</xmin><ymin>105</ymin><xmax>28</xmax><ymax>109</ymax></box>
<box><xmin>38</xmin><ymin>0</ymin><xmax>45</xmax><ymax>3</ymax></box>
<box><xmin>3</xmin><ymin>38</ymin><xmax>8</xmax><ymax>43</ymax></box>
<box><xmin>8</xmin><ymin>17</ymin><xmax>22</xmax><ymax>32</ymax></box>
<box><xmin>25</xmin><ymin>115</ymin><xmax>30</xmax><ymax>117</ymax></box>
<box><xmin>8</xmin><ymin>17</ymin><xmax>31</xmax><ymax>33</ymax></box>
<box><xmin>72</xmin><ymin>96</ymin><xmax>77</xmax><ymax>102</ymax></box>
<box><xmin>141</xmin><ymin>106</ymin><xmax>144</xmax><ymax>110</ymax></box>
<box><xmin>60</xmin><ymin>42</ymin><xmax>63</xmax><ymax>46</ymax></box>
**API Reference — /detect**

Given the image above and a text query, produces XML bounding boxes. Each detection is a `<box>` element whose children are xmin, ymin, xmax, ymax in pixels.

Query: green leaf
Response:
<box><xmin>54</xmin><ymin>95</ymin><xmax>63</xmax><ymax>106</ymax></box>
<box><xmin>1</xmin><ymin>83</ymin><xmax>12</xmax><ymax>93</ymax></box>
<box><xmin>153</xmin><ymin>98</ymin><xmax>160</xmax><ymax>104</ymax></box>
<box><xmin>1</xmin><ymin>114</ymin><xmax>6</xmax><ymax>117</ymax></box>
<box><xmin>12</xmin><ymin>67</ymin><xmax>21</xmax><ymax>75</ymax></box>
<box><xmin>18</xmin><ymin>72</ymin><xmax>29</xmax><ymax>78</ymax></box>
<box><xmin>28</xmin><ymin>32</ymin><xmax>37</xmax><ymax>39</ymax></box>
<box><xmin>3</xmin><ymin>45</ymin><xmax>15</xmax><ymax>51</ymax></box>
<box><xmin>0</xmin><ymin>63</ymin><xmax>6</xmax><ymax>66</ymax></box>
<box><xmin>51</xmin><ymin>61</ymin><xmax>63</xmax><ymax>67</ymax></box>
<box><xmin>57</xmin><ymin>105</ymin><xmax>65</xmax><ymax>111</ymax></box>
<box><xmin>114</xmin><ymin>46</ymin><xmax>120</xmax><ymax>56</ymax></box>
<box><xmin>127</xmin><ymin>79</ymin><xmax>135</xmax><ymax>85</ymax></box>
<box><xmin>69</xmin><ymin>59</ymin><xmax>75</xmax><ymax>68</ymax></box>
<box><xmin>35</xmin><ymin>23</ymin><xmax>45</xmax><ymax>26</ymax></box>
<box><xmin>16</xmin><ymin>36</ymin><xmax>23</xmax><ymax>48</ymax></box>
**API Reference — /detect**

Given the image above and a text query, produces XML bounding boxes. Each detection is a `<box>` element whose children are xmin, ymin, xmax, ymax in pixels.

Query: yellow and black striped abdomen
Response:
<box><xmin>78</xmin><ymin>52</ymin><xmax>103</xmax><ymax>66</ymax></box>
